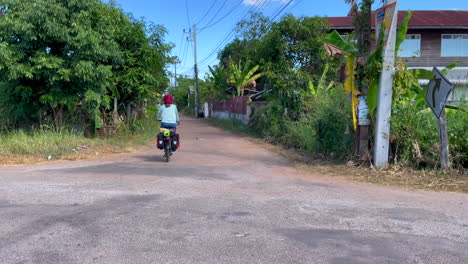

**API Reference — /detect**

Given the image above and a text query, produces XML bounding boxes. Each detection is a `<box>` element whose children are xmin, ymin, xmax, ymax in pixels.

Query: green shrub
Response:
<box><xmin>248</xmin><ymin>88</ymin><xmax>354</xmax><ymax>160</ymax></box>
<box><xmin>309</xmin><ymin>89</ymin><xmax>354</xmax><ymax>158</ymax></box>
<box><xmin>391</xmin><ymin>104</ymin><xmax>467</xmax><ymax>168</ymax></box>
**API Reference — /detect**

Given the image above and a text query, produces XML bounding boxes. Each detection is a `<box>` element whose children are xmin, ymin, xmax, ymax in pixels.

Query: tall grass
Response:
<box><xmin>209</xmin><ymin>118</ymin><xmax>251</xmax><ymax>134</ymax></box>
<box><xmin>0</xmin><ymin>117</ymin><xmax>160</xmax><ymax>163</ymax></box>
<box><xmin>0</xmin><ymin>128</ymin><xmax>92</xmax><ymax>158</ymax></box>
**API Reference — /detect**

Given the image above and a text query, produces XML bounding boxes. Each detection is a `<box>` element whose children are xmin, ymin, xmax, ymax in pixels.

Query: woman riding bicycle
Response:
<box><xmin>157</xmin><ymin>94</ymin><xmax>179</xmax><ymax>130</ymax></box>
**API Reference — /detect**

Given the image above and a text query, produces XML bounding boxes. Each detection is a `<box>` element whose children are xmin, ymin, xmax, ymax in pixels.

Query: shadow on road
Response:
<box><xmin>39</xmin><ymin>163</ymin><xmax>231</xmax><ymax>180</ymax></box>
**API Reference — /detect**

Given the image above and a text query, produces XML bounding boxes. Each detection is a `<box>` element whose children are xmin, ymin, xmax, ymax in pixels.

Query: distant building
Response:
<box><xmin>327</xmin><ymin>10</ymin><xmax>468</xmax><ymax>104</ymax></box>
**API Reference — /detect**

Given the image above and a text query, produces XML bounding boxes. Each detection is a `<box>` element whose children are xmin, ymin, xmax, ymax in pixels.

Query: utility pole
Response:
<box><xmin>184</xmin><ymin>24</ymin><xmax>200</xmax><ymax>116</ymax></box>
<box><xmin>374</xmin><ymin>0</ymin><xmax>398</xmax><ymax>168</ymax></box>
<box><xmin>173</xmin><ymin>58</ymin><xmax>180</xmax><ymax>87</ymax></box>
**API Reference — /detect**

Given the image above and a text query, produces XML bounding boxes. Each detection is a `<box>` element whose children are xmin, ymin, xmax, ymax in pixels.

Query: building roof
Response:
<box><xmin>327</xmin><ymin>10</ymin><xmax>468</xmax><ymax>30</ymax></box>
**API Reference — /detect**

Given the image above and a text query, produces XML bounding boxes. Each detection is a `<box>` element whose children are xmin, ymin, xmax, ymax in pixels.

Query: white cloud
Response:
<box><xmin>243</xmin><ymin>0</ymin><xmax>289</xmax><ymax>7</ymax></box>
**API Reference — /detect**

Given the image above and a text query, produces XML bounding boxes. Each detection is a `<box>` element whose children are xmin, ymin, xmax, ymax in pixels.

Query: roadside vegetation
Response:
<box><xmin>174</xmin><ymin>5</ymin><xmax>467</xmax><ymax>172</ymax></box>
<box><xmin>0</xmin><ymin>0</ymin><xmax>171</xmax><ymax>163</ymax></box>
<box><xmin>0</xmin><ymin>115</ymin><xmax>159</xmax><ymax>165</ymax></box>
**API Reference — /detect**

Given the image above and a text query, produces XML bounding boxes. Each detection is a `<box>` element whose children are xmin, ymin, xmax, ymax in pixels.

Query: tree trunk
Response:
<box><xmin>353</xmin><ymin>0</ymin><xmax>373</xmax><ymax>159</ymax></box>
<box><xmin>126</xmin><ymin>102</ymin><xmax>132</xmax><ymax>123</ymax></box>
<box><xmin>113</xmin><ymin>97</ymin><xmax>119</xmax><ymax>124</ymax></box>
<box><xmin>53</xmin><ymin>105</ymin><xmax>64</xmax><ymax>129</ymax></box>
<box><xmin>136</xmin><ymin>100</ymin><xmax>144</xmax><ymax>120</ymax></box>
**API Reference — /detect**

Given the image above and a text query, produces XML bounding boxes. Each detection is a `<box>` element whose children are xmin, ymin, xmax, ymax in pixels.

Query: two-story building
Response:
<box><xmin>327</xmin><ymin>10</ymin><xmax>468</xmax><ymax>104</ymax></box>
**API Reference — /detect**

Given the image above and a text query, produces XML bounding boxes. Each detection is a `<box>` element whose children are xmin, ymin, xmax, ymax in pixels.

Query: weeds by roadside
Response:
<box><xmin>209</xmin><ymin>118</ymin><xmax>252</xmax><ymax>135</ymax></box>
<box><xmin>0</xmin><ymin>118</ymin><xmax>159</xmax><ymax>165</ymax></box>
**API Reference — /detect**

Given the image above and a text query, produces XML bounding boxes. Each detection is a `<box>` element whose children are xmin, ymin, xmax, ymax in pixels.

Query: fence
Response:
<box><xmin>211</xmin><ymin>96</ymin><xmax>268</xmax><ymax>124</ymax></box>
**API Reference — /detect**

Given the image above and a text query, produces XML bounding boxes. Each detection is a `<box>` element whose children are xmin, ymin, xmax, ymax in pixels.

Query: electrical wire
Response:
<box><xmin>195</xmin><ymin>0</ymin><xmax>219</xmax><ymax>25</ymax></box>
<box><xmin>183</xmin><ymin>0</ymin><xmax>274</xmax><ymax>75</ymax></box>
<box><xmin>198</xmin><ymin>0</ymin><xmax>229</xmax><ymax>31</ymax></box>
<box><xmin>177</xmin><ymin>33</ymin><xmax>185</xmax><ymax>60</ymax></box>
<box><xmin>199</xmin><ymin>0</ymin><xmax>245</xmax><ymax>32</ymax></box>
<box><xmin>182</xmin><ymin>38</ymin><xmax>191</xmax><ymax>66</ymax></box>
<box><xmin>185</xmin><ymin>0</ymin><xmax>191</xmax><ymax>26</ymax></box>
<box><xmin>198</xmin><ymin>0</ymin><xmax>268</xmax><ymax>61</ymax></box>
<box><xmin>287</xmin><ymin>0</ymin><xmax>304</xmax><ymax>14</ymax></box>
<box><xmin>196</xmin><ymin>0</ymin><xmax>271</xmax><ymax>67</ymax></box>
<box><xmin>235</xmin><ymin>0</ymin><xmax>295</xmax><ymax>53</ymax></box>
<box><xmin>267</xmin><ymin>0</ymin><xmax>294</xmax><ymax>23</ymax></box>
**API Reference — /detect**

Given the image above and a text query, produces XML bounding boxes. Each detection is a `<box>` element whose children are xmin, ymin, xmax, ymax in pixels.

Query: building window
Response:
<box><xmin>441</xmin><ymin>34</ymin><xmax>468</xmax><ymax>57</ymax></box>
<box><xmin>398</xmin><ymin>34</ymin><xmax>421</xmax><ymax>57</ymax></box>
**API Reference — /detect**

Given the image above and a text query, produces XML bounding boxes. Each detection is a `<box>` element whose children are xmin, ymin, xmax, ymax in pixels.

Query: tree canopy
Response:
<box><xmin>0</xmin><ymin>0</ymin><xmax>172</xmax><ymax>129</ymax></box>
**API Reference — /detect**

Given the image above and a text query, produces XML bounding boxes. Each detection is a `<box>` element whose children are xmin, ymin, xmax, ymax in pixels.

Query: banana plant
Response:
<box><xmin>228</xmin><ymin>60</ymin><xmax>265</xmax><ymax>97</ymax></box>
<box><xmin>308</xmin><ymin>63</ymin><xmax>335</xmax><ymax>96</ymax></box>
<box><xmin>324</xmin><ymin>11</ymin><xmax>414</xmax><ymax>127</ymax></box>
<box><xmin>394</xmin><ymin>60</ymin><xmax>460</xmax><ymax>109</ymax></box>
<box><xmin>324</xmin><ymin>31</ymin><xmax>360</xmax><ymax>129</ymax></box>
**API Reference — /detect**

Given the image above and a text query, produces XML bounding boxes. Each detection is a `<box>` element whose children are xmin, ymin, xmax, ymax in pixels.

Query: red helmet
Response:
<box><xmin>163</xmin><ymin>94</ymin><xmax>173</xmax><ymax>104</ymax></box>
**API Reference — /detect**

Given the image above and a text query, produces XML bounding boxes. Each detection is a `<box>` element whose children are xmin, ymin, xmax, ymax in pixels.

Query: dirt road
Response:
<box><xmin>0</xmin><ymin>117</ymin><xmax>467</xmax><ymax>264</ymax></box>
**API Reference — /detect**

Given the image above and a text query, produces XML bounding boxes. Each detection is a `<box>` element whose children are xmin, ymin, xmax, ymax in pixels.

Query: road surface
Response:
<box><xmin>0</xmin><ymin>117</ymin><xmax>467</xmax><ymax>264</ymax></box>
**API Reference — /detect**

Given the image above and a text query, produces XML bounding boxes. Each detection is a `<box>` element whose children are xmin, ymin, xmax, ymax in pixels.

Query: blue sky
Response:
<box><xmin>112</xmin><ymin>0</ymin><xmax>466</xmax><ymax>79</ymax></box>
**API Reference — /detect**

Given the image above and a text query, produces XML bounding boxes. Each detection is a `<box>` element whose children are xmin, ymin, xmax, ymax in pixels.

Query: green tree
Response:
<box><xmin>219</xmin><ymin>13</ymin><xmax>339</xmax><ymax>100</ymax></box>
<box><xmin>0</xmin><ymin>0</ymin><xmax>171</xmax><ymax>130</ymax></box>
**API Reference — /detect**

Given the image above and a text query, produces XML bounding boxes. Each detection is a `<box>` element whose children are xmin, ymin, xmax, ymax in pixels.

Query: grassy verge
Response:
<box><xmin>209</xmin><ymin>118</ymin><xmax>253</xmax><ymax>135</ymax></box>
<box><xmin>209</xmin><ymin>118</ymin><xmax>468</xmax><ymax>193</ymax></box>
<box><xmin>0</xmin><ymin>118</ymin><xmax>159</xmax><ymax>165</ymax></box>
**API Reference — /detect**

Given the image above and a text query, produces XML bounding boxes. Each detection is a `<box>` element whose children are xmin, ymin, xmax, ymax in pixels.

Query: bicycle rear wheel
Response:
<box><xmin>164</xmin><ymin>142</ymin><xmax>171</xmax><ymax>162</ymax></box>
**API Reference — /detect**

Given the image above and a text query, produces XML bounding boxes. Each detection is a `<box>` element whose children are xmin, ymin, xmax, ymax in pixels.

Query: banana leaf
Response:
<box><xmin>365</xmin><ymin>20</ymin><xmax>386</xmax><ymax>117</ymax></box>
<box><xmin>324</xmin><ymin>31</ymin><xmax>358</xmax><ymax>54</ymax></box>
<box><xmin>395</xmin><ymin>11</ymin><xmax>413</xmax><ymax>54</ymax></box>
<box><xmin>407</xmin><ymin>69</ymin><xmax>434</xmax><ymax>80</ymax></box>
<box><xmin>441</xmin><ymin>61</ymin><xmax>460</xmax><ymax>76</ymax></box>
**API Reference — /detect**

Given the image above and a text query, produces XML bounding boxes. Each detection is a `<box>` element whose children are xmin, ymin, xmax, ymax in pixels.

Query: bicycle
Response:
<box><xmin>157</xmin><ymin>128</ymin><xmax>179</xmax><ymax>162</ymax></box>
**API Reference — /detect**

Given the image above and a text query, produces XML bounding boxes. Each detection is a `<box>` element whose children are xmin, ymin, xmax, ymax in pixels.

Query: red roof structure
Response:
<box><xmin>327</xmin><ymin>10</ymin><xmax>468</xmax><ymax>29</ymax></box>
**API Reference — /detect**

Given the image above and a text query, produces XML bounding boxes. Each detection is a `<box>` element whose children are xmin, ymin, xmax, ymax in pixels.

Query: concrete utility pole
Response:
<box><xmin>374</xmin><ymin>0</ymin><xmax>398</xmax><ymax>168</ymax></box>
<box><xmin>184</xmin><ymin>25</ymin><xmax>200</xmax><ymax>116</ymax></box>
<box><xmin>193</xmin><ymin>24</ymin><xmax>200</xmax><ymax>117</ymax></box>
<box><xmin>173</xmin><ymin>58</ymin><xmax>180</xmax><ymax>87</ymax></box>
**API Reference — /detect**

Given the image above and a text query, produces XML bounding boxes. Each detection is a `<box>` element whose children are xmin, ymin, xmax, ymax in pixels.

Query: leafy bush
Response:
<box><xmin>391</xmin><ymin>104</ymin><xmax>467</xmax><ymax>168</ymax></box>
<box><xmin>0</xmin><ymin>0</ymin><xmax>171</xmax><ymax>128</ymax></box>
<box><xmin>249</xmin><ymin>88</ymin><xmax>354</xmax><ymax>160</ymax></box>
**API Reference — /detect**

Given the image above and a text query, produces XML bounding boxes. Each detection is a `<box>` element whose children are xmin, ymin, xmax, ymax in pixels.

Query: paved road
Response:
<box><xmin>0</xmin><ymin>118</ymin><xmax>467</xmax><ymax>264</ymax></box>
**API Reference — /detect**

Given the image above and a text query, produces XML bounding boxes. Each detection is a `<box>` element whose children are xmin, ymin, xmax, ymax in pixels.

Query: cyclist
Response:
<box><xmin>157</xmin><ymin>94</ymin><xmax>180</xmax><ymax>130</ymax></box>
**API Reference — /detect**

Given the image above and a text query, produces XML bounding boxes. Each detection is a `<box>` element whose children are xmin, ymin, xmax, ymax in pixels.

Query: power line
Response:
<box><xmin>267</xmin><ymin>0</ymin><xmax>294</xmax><ymax>23</ymax></box>
<box><xmin>196</xmin><ymin>0</ymin><xmax>271</xmax><ymax>67</ymax></box>
<box><xmin>177</xmin><ymin>32</ymin><xmax>185</xmax><ymax>59</ymax></box>
<box><xmin>182</xmin><ymin>0</ymin><xmax>274</xmax><ymax>75</ymax></box>
<box><xmin>198</xmin><ymin>0</ymin><xmax>229</xmax><ymax>31</ymax></box>
<box><xmin>185</xmin><ymin>0</ymin><xmax>191</xmax><ymax>27</ymax></box>
<box><xmin>234</xmin><ymin>0</ymin><xmax>295</xmax><ymax>54</ymax></box>
<box><xmin>182</xmin><ymin>38</ymin><xmax>190</xmax><ymax>66</ymax></box>
<box><xmin>287</xmin><ymin>0</ymin><xmax>304</xmax><ymax>13</ymax></box>
<box><xmin>199</xmin><ymin>0</ymin><xmax>244</xmax><ymax>32</ymax></box>
<box><xmin>195</xmin><ymin>0</ymin><xmax>219</xmax><ymax>25</ymax></box>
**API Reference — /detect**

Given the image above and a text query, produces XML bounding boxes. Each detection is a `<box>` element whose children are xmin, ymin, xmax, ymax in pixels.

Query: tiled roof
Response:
<box><xmin>327</xmin><ymin>10</ymin><xmax>468</xmax><ymax>29</ymax></box>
